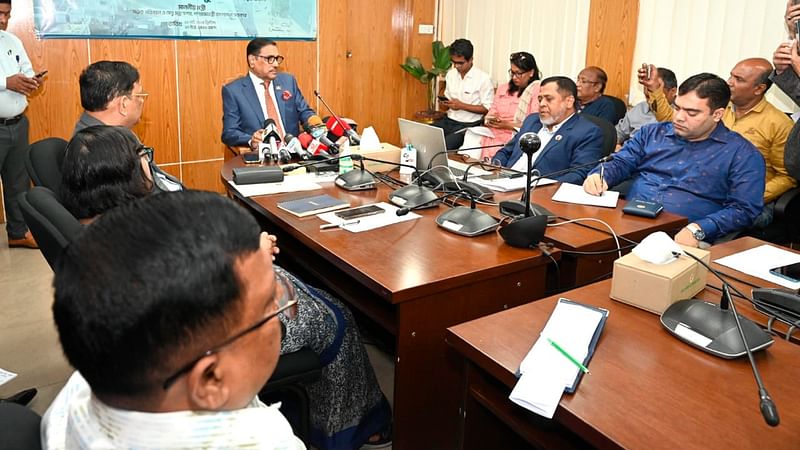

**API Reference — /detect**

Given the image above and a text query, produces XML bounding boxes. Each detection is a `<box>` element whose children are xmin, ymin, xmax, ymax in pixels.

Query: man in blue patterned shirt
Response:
<box><xmin>583</xmin><ymin>73</ymin><xmax>765</xmax><ymax>247</ymax></box>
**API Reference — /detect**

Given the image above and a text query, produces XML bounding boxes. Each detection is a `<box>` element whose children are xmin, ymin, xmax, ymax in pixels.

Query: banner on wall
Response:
<box><xmin>33</xmin><ymin>0</ymin><xmax>317</xmax><ymax>40</ymax></box>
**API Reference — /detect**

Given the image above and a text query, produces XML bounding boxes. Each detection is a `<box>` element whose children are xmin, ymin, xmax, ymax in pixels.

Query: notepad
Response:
<box><xmin>551</xmin><ymin>182</ymin><xmax>619</xmax><ymax>208</ymax></box>
<box><xmin>277</xmin><ymin>194</ymin><xmax>350</xmax><ymax>217</ymax></box>
<box><xmin>509</xmin><ymin>298</ymin><xmax>608</xmax><ymax>419</ymax></box>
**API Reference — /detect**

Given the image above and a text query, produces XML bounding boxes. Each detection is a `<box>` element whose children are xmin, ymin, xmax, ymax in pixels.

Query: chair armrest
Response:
<box><xmin>774</xmin><ymin>186</ymin><xmax>800</xmax><ymax>220</ymax></box>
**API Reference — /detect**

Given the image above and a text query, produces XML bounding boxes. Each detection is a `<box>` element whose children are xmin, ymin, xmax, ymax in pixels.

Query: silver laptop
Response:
<box><xmin>397</xmin><ymin>118</ymin><xmax>451</xmax><ymax>172</ymax></box>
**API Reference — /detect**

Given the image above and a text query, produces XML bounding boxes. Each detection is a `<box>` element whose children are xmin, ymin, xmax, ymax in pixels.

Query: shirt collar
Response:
<box><xmin>544</xmin><ymin>113</ymin><xmax>575</xmax><ymax>133</ymax></box>
<box><xmin>249</xmin><ymin>71</ymin><xmax>269</xmax><ymax>89</ymax></box>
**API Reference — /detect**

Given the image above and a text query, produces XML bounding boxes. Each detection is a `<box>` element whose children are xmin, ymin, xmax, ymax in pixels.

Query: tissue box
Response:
<box><xmin>610</xmin><ymin>245</ymin><xmax>710</xmax><ymax>314</ymax></box>
<box><xmin>349</xmin><ymin>143</ymin><xmax>401</xmax><ymax>173</ymax></box>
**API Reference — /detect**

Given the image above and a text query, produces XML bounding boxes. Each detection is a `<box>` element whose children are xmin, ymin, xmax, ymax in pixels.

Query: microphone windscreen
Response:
<box><xmin>284</xmin><ymin>133</ymin><xmax>296</xmax><ymax>144</ymax></box>
<box><xmin>326</xmin><ymin>116</ymin><xmax>346</xmax><ymax>137</ymax></box>
<box><xmin>519</xmin><ymin>132</ymin><xmax>542</xmax><ymax>154</ymax></box>
<box><xmin>307</xmin><ymin>115</ymin><xmax>324</xmax><ymax>128</ymax></box>
<box><xmin>263</xmin><ymin>118</ymin><xmax>276</xmax><ymax>128</ymax></box>
<box><xmin>298</xmin><ymin>132</ymin><xmax>313</xmax><ymax>149</ymax></box>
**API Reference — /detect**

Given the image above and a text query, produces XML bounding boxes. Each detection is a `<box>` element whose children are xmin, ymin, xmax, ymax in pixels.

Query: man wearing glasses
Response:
<box><xmin>222</xmin><ymin>38</ymin><xmax>319</xmax><ymax>150</ymax></box>
<box><xmin>433</xmin><ymin>38</ymin><xmax>495</xmax><ymax>149</ymax></box>
<box><xmin>575</xmin><ymin>66</ymin><xmax>619</xmax><ymax>125</ymax></box>
<box><xmin>73</xmin><ymin>60</ymin><xmax>182</xmax><ymax>192</ymax></box>
<box><xmin>42</xmin><ymin>191</ymin><xmax>305</xmax><ymax>449</ymax></box>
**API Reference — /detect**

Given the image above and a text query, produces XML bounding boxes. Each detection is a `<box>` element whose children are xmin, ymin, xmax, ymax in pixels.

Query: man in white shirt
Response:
<box><xmin>42</xmin><ymin>191</ymin><xmax>305</xmax><ymax>450</ymax></box>
<box><xmin>434</xmin><ymin>38</ymin><xmax>494</xmax><ymax>149</ymax></box>
<box><xmin>0</xmin><ymin>0</ymin><xmax>43</xmax><ymax>248</ymax></box>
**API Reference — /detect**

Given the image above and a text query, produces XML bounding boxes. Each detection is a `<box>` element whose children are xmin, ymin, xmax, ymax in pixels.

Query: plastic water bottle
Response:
<box><xmin>339</xmin><ymin>140</ymin><xmax>353</xmax><ymax>174</ymax></box>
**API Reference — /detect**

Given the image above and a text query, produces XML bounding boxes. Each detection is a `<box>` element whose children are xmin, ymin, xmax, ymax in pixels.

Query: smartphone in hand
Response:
<box><xmin>437</xmin><ymin>95</ymin><xmax>449</xmax><ymax>102</ymax></box>
<box><xmin>35</xmin><ymin>70</ymin><xmax>48</xmax><ymax>78</ymax></box>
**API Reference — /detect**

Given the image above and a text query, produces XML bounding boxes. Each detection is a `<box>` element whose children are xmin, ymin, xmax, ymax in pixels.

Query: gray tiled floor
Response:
<box><xmin>0</xmin><ymin>226</ymin><xmax>395</xmax><ymax>447</ymax></box>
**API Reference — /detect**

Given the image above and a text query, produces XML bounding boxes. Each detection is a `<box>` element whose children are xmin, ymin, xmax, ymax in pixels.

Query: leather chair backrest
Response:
<box><xmin>18</xmin><ymin>187</ymin><xmax>83</xmax><ymax>270</ymax></box>
<box><xmin>26</xmin><ymin>137</ymin><xmax>68</xmax><ymax>197</ymax></box>
<box><xmin>603</xmin><ymin>95</ymin><xmax>628</xmax><ymax>125</ymax></box>
<box><xmin>582</xmin><ymin>113</ymin><xmax>617</xmax><ymax>157</ymax></box>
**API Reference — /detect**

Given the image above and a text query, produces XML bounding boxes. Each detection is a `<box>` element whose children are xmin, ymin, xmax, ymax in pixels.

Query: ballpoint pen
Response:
<box><xmin>319</xmin><ymin>220</ymin><xmax>360</xmax><ymax>230</ymax></box>
<box><xmin>598</xmin><ymin>163</ymin><xmax>605</xmax><ymax>196</ymax></box>
<box><xmin>546</xmin><ymin>337</ymin><xmax>590</xmax><ymax>374</ymax></box>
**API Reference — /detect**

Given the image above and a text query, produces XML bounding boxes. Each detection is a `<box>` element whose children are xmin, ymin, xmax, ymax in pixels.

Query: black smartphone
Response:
<box><xmin>35</xmin><ymin>70</ymin><xmax>48</xmax><ymax>78</ymax></box>
<box><xmin>437</xmin><ymin>95</ymin><xmax>449</xmax><ymax>102</ymax></box>
<box><xmin>334</xmin><ymin>204</ymin><xmax>385</xmax><ymax>220</ymax></box>
<box><xmin>769</xmin><ymin>262</ymin><xmax>800</xmax><ymax>283</ymax></box>
<box><xmin>242</xmin><ymin>151</ymin><xmax>261</xmax><ymax>164</ymax></box>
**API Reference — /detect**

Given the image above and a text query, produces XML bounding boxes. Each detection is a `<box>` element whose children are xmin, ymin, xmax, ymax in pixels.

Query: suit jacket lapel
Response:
<box><xmin>533</xmin><ymin>114</ymin><xmax>577</xmax><ymax>166</ymax></box>
<box><xmin>242</xmin><ymin>76</ymin><xmax>265</xmax><ymax>125</ymax></box>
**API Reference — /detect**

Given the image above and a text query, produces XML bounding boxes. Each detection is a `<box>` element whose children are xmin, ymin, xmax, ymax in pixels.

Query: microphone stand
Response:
<box><xmin>352</xmin><ymin>154</ymin><xmax>440</xmax><ymax>209</ymax></box>
<box><xmin>313</xmin><ymin>90</ymin><xmax>360</xmax><ymax>145</ymax></box>
<box><xmin>498</xmin><ymin>133</ymin><xmax>549</xmax><ymax>248</ymax></box>
<box><xmin>662</xmin><ymin>251</ymin><xmax>779</xmax><ymax>427</ymax></box>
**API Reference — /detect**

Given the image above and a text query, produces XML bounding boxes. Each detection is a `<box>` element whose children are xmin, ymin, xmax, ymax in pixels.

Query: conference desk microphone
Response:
<box><xmin>346</xmin><ymin>154</ymin><xmax>440</xmax><ymax>209</ymax></box>
<box><xmin>498</xmin><ymin>152</ymin><xmax>614</xmax><ymax>222</ymax></box>
<box><xmin>660</xmin><ymin>250</ymin><xmax>779</xmax><ymax>427</ymax></box>
<box><xmin>397</xmin><ymin>189</ymin><xmax>499</xmax><ymax>237</ymax></box>
<box><xmin>283</xmin><ymin>154</ymin><xmax>376</xmax><ymax>190</ymax></box>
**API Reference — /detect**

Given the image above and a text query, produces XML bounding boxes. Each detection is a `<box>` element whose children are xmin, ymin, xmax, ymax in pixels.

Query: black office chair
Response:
<box><xmin>26</xmin><ymin>137</ymin><xmax>68</xmax><ymax>197</ymax></box>
<box><xmin>259</xmin><ymin>348</ymin><xmax>323</xmax><ymax>446</ymax></box>
<box><xmin>18</xmin><ymin>187</ymin><xmax>83</xmax><ymax>270</ymax></box>
<box><xmin>603</xmin><ymin>94</ymin><xmax>628</xmax><ymax>125</ymax></box>
<box><xmin>0</xmin><ymin>403</ymin><xmax>42</xmax><ymax>450</ymax></box>
<box><xmin>582</xmin><ymin>113</ymin><xmax>617</xmax><ymax>157</ymax></box>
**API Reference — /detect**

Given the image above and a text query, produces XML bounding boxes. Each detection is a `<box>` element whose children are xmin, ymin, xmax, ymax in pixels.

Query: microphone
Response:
<box><xmin>661</xmin><ymin>250</ymin><xmax>778</xmax><ymax>427</ymax></box>
<box><xmin>345</xmin><ymin>153</ymin><xmax>440</xmax><ymax>208</ymax></box>
<box><xmin>262</xmin><ymin>119</ymin><xmax>281</xmax><ymax>162</ymax></box>
<box><xmin>283</xmin><ymin>133</ymin><xmax>307</xmax><ymax>159</ymax></box>
<box><xmin>307</xmin><ymin>122</ymin><xmax>340</xmax><ymax>154</ymax></box>
<box><xmin>422</xmin><ymin>143</ymin><xmax>508</xmax><ymax>172</ymax></box>
<box><xmin>315</xmin><ymin>90</ymin><xmax>362</xmax><ymax>145</ymax></box>
<box><xmin>395</xmin><ymin>189</ymin><xmax>466</xmax><ymax>216</ymax></box>
<box><xmin>499</xmin><ymin>133</ymin><xmax>550</xmax><ymax>248</ymax></box>
<box><xmin>435</xmin><ymin>189</ymin><xmax>500</xmax><ymax>237</ymax></box>
<box><xmin>333</xmin><ymin>154</ymin><xmax>375</xmax><ymax>190</ymax></box>
<box><xmin>298</xmin><ymin>131</ymin><xmax>331</xmax><ymax>157</ymax></box>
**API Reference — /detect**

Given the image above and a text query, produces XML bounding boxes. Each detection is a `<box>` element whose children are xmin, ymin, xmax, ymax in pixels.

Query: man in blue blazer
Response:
<box><xmin>222</xmin><ymin>38</ymin><xmax>318</xmax><ymax>149</ymax></box>
<box><xmin>493</xmin><ymin>76</ymin><xmax>604</xmax><ymax>185</ymax></box>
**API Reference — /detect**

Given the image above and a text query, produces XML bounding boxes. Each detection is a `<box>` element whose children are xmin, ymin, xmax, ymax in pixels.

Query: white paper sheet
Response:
<box><xmin>228</xmin><ymin>177</ymin><xmax>323</xmax><ymax>197</ymax></box>
<box><xmin>0</xmin><ymin>368</ymin><xmax>18</xmax><ymax>386</ymax></box>
<box><xmin>509</xmin><ymin>299</ymin><xmax>605</xmax><ymax>419</ymax></box>
<box><xmin>317</xmin><ymin>202</ymin><xmax>420</xmax><ymax>232</ymax></box>
<box><xmin>551</xmin><ymin>182</ymin><xmax>619</xmax><ymax>208</ymax></box>
<box><xmin>471</xmin><ymin>176</ymin><xmax>557</xmax><ymax>192</ymax></box>
<box><xmin>714</xmin><ymin>244</ymin><xmax>800</xmax><ymax>290</ymax></box>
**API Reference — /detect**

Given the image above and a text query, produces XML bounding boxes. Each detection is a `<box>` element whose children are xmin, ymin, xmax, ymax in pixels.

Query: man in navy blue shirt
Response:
<box><xmin>583</xmin><ymin>73</ymin><xmax>765</xmax><ymax>247</ymax></box>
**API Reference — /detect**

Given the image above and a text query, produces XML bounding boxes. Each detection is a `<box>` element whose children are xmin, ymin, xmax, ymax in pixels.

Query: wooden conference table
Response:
<box><xmin>221</xmin><ymin>156</ymin><xmax>686</xmax><ymax>449</ymax></box>
<box><xmin>446</xmin><ymin>239</ymin><xmax>800</xmax><ymax>449</ymax></box>
<box><xmin>221</xmin><ymin>159</ymin><xmax>557</xmax><ymax>450</ymax></box>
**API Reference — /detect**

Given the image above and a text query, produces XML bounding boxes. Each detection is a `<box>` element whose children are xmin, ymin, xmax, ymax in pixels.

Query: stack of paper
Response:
<box><xmin>509</xmin><ymin>299</ymin><xmax>606</xmax><ymax>419</ymax></box>
<box><xmin>471</xmin><ymin>176</ymin><xmax>557</xmax><ymax>192</ymax></box>
<box><xmin>551</xmin><ymin>182</ymin><xmax>619</xmax><ymax>208</ymax></box>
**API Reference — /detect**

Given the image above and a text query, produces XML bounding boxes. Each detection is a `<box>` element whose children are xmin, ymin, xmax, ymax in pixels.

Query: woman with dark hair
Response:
<box><xmin>480</xmin><ymin>51</ymin><xmax>541</xmax><ymax>159</ymax></box>
<box><xmin>58</xmin><ymin>126</ymin><xmax>392</xmax><ymax>450</ymax></box>
<box><xmin>60</xmin><ymin>125</ymin><xmax>153</xmax><ymax>222</ymax></box>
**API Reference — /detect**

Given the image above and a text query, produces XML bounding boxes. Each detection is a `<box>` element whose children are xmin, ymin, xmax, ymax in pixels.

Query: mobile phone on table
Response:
<box><xmin>769</xmin><ymin>262</ymin><xmax>800</xmax><ymax>283</ymax></box>
<box><xmin>242</xmin><ymin>151</ymin><xmax>261</xmax><ymax>164</ymax></box>
<box><xmin>437</xmin><ymin>95</ymin><xmax>449</xmax><ymax>102</ymax></box>
<box><xmin>334</xmin><ymin>204</ymin><xmax>385</xmax><ymax>220</ymax></box>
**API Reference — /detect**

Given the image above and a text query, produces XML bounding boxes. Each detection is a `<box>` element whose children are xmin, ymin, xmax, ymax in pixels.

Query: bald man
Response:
<box><xmin>645</xmin><ymin>58</ymin><xmax>794</xmax><ymax>226</ymax></box>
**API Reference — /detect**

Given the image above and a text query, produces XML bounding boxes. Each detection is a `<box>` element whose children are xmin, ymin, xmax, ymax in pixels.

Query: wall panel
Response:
<box><xmin>586</xmin><ymin>0</ymin><xmax>639</xmax><ymax>101</ymax></box>
<box><xmin>181</xmin><ymin>160</ymin><xmax>226</xmax><ymax>193</ymax></box>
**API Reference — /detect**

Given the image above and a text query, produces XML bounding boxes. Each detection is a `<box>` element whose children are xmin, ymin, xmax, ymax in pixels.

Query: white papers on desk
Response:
<box><xmin>714</xmin><ymin>244</ymin><xmax>800</xmax><ymax>290</ymax></box>
<box><xmin>471</xmin><ymin>176</ymin><xmax>557</xmax><ymax>192</ymax></box>
<box><xmin>0</xmin><ymin>367</ymin><xmax>17</xmax><ymax>386</ymax></box>
<box><xmin>317</xmin><ymin>202</ymin><xmax>421</xmax><ymax>232</ymax></box>
<box><xmin>509</xmin><ymin>299</ymin><xmax>605</xmax><ymax>419</ymax></box>
<box><xmin>227</xmin><ymin>174</ymin><xmax>330</xmax><ymax>197</ymax></box>
<box><xmin>551</xmin><ymin>182</ymin><xmax>619</xmax><ymax>208</ymax></box>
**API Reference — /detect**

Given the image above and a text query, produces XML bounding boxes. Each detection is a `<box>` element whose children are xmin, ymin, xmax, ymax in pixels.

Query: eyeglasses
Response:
<box><xmin>129</xmin><ymin>90</ymin><xmax>149</xmax><ymax>101</ymax></box>
<box><xmin>576</xmin><ymin>78</ymin><xmax>599</xmax><ymax>86</ymax></box>
<box><xmin>162</xmin><ymin>270</ymin><xmax>298</xmax><ymax>390</ymax></box>
<box><xmin>508</xmin><ymin>69</ymin><xmax>530</xmax><ymax>78</ymax></box>
<box><xmin>255</xmin><ymin>54</ymin><xmax>285</xmax><ymax>65</ymax></box>
<box><xmin>137</xmin><ymin>146</ymin><xmax>154</xmax><ymax>163</ymax></box>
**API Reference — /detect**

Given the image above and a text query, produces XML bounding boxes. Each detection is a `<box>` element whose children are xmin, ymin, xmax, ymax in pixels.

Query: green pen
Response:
<box><xmin>546</xmin><ymin>337</ymin><xmax>590</xmax><ymax>374</ymax></box>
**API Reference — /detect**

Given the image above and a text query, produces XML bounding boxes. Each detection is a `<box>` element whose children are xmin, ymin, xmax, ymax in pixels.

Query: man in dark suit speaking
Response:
<box><xmin>492</xmin><ymin>76</ymin><xmax>603</xmax><ymax>185</ymax></box>
<box><xmin>222</xmin><ymin>38</ymin><xmax>319</xmax><ymax>150</ymax></box>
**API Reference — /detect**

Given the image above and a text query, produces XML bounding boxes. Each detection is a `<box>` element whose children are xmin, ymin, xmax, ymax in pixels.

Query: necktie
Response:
<box><xmin>263</xmin><ymin>82</ymin><xmax>285</xmax><ymax>140</ymax></box>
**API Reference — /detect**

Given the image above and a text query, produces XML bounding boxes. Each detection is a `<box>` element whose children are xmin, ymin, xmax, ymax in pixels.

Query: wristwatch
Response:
<box><xmin>686</xmin><ymin>224</ymin><xmax>705</xmax><ymax>242</ymax></box>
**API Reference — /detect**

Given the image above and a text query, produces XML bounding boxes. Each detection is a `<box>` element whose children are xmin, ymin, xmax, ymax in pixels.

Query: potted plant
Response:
<box><xmin>400</xmin><ymin>40</ymin><xmax>452</xmax><ymax>122</ymax></box>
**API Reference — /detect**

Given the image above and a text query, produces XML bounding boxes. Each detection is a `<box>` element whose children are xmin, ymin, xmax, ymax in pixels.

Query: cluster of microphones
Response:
<box><xmin>259</xmin><ymin>91</ymin><xmax>362</xmax><ymax>163</ymax></box>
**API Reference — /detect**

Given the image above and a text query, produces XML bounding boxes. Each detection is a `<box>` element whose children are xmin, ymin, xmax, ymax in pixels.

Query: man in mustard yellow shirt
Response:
<box><xmin>642</xmin><ymin>59</ymin><xmax>795</xmax><ymax>226</ymax></box>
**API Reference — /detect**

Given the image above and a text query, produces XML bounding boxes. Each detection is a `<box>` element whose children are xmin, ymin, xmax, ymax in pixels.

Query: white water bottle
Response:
<box><xmin>338</xmin><ymin>140</ymin><xmax>353</xmax><ymax>174</ymax></box>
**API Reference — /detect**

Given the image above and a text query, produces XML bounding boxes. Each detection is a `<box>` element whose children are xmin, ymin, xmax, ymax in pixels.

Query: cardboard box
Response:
<box><xmin>349</xmin><ymin>143</ymin><xmax>401</xmax><ymax>173</ymax></box>
<box><xmin>610</xmin><ymin>245</ymin><xmax>710</xmax><ymax>314</ymax></box>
